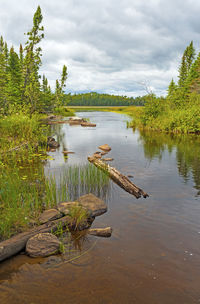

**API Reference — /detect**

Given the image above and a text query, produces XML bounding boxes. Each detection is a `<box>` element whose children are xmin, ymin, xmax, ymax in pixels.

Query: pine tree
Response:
<box><xmin>167</xmin><ymin>79</ymin><xmax>177</xmax><ymax>97</ymax></box>
<box><xmin>186</xmin><ymin>52</ymin><xmax>200</xmax><ymax>94</ymax></box>
<box><xmin>41</xmin><ymin>74</ymin><xmax>53</xmax><ymax>111</ymax></box>
<box><xmin>178</xmin><ymin>42</ymin><xmax>196</xmax><ymax>88</ymax></box>
<box><xmin>55</xmin><ymin>65</ymin><xmax>68</xmax><ymax>106</ymax></box>
<box><xmin>7</xmin><ymin>46</ymin><xmax>23</xmax><ymax>108</ymax></box>
<box><xmin>0</xmin><ymin>36</ymin><xmax>8</xmax><ymax>114</ymax></box>
<box><xmin>23</xmin><ymin>5</ymin><xmax>44</xmax><ymax>112</ymax></box>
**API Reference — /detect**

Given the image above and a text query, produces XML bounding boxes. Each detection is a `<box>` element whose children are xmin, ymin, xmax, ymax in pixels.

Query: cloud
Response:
<box><xmin>1</xmin><ymin>0</ymin><xmax>200</xmax><ymax>96</ymax></box>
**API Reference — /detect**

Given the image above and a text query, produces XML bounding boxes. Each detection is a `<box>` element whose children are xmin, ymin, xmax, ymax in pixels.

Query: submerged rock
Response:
<box><xmin>47</xmin><ymin>137</ymin><xmax>60</xmax><ymax>148</ymax></box>
<box><xmin>98</xmin><ymin>144</ymin><xmax>111</xmax><ymax>152</ymax></box>
<box><xmin>39</xmin><ymin>209</ymin><xmax>62</xmax><ymax>224</ymax></box>
<box><xmin>102</xmin><ymin>158</ymin><xmax>114</xmax><ymax>162</ymax></box>
<box><xmin>77</xmin><ymin>193</ymin><xmax>107</xmax><ymax>217</ymax></box>
<box><xmin>88</xmin><ymin>227</ymin><xmax>112</xmax><ymax>237</ymax></box>
<box><xmin>62</xmin><ymin>150</ymin><xmax>75</xmax><ymax>154</ymax></box>
<box><xmin>81</xmin><ymin>122</ymin><xmax>96</xmax><ymax>127</ymax></box>
<box><xmin>26</xmin><ymin>233</ymin><xmax>60</xmax><ymax>257</ymax></box>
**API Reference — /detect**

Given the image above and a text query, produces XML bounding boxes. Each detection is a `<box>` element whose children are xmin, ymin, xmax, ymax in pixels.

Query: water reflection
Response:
<box><xmin>138</xmin><ymin>129</ymin><xmax>200</xmax><ymax>194</ymax></box>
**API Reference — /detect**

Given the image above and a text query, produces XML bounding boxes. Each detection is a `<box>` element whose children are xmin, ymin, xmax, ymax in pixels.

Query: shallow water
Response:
<box><xmin>1</xmin><ymin>111</ymin><xmax>200</xmax><ymax>304</ymax></box>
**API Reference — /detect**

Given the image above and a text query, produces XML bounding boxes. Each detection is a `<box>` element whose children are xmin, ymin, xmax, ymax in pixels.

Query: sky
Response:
<box><xmin>1</xmin><ymin>0</ymin><xmax>200</xmax><ymax>97</ymax></box>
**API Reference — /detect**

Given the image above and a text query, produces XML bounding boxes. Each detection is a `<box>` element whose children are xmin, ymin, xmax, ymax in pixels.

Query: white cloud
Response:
<box><xmin>1</xmin><ymin>0</ymin><xmax>200</xmax><ymax>96</ymax></box>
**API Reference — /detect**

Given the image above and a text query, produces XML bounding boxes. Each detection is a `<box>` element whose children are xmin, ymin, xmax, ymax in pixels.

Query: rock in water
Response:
<box><xmin>93</xmin><ymin>153</ymin><xmax>102</xmax><ymax>159</ymax></box>
<box><xmin>39</xmin><ymin>209</ymin><xmax>62</xmax><ymax>224</ymax></box>
<box><xmin>77</xmin><ymin>193</ymin><xmax>107</xmax><ymax>217</ymax></box>
<box><xmin>98</xmin><ymin>144</ymin><xmax>111</xmax><ymax>152</ymax></box>
<box><xmin>26</xmin><ymin>233</ymin><xmax>60</xmax><ymax>257</ymax></box>
<box><xmin>47</xmin><ymin>137</ymin><xmax>60</xmax><ymax>148</ymax></box>
<box><xmin>102</xmin><ymin>158</ymin><xmax>113</xmax><ymax>162</ymax></box>
<box><xmin>88</xmin><ymin>227</ymin><xmax>112</xmax><ymax>237</ymax></box>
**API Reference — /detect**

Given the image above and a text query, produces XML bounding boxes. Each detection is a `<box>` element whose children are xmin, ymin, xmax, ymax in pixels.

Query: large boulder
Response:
<box><xmin>26</xmin><ymin>233</ymin><xmax>60</xmax><ymax>257</ymax></box>
<box><xmin>77</xmin><ymin>193</ymin><xmax>107</xmax><ymax>217</ymax></box>
<box><xmin>39</xmin><ymin>209</ymin><xmax>62</xmax><ymax>224</ymax></box>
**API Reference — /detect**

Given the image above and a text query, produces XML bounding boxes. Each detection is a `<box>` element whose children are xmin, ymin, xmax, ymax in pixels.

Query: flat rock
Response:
<box><xmin>88</xmin><ymin>227</ymin><xmax>112</xmax><ymax>237</ymax></box>
<box><xmin>39</xmin><ymin>209</ymin><xmax>62</xmax><ymax>224</ymax></box>
<box><xmin>81</xmin><ymin>122</ymin><xmax>96</xmax><ymax>127</ymax></box>
<box><xmin>93</xmin><ymin>153</ymin><xmax>102</xmax><ymax>159</ymax></box>
<box><xmin>26</xmin><ymin>233</ymin><xmax>60</xmax><ymax>257</ymax></box>
<box><xmin>102</xmin><ymin>158</ymin><xmax>113</xmax><ymax>161</ymax></box>
<box><xmin>69</xmin><ymin>117</ymin><xmax>83</xmax><ymax>121</ymax></box>
<box><xmin>98</xmin><ymin>144</ymin><xmax>111</xmax><ymax>152</ymax></box>
<box><xmin>77</xmin><ymin>193</ymin><xmax>107</xmax><ymax>217</ymax></box>
<box><xmin>62</xmin><ymin>151</ymin><xmax>75</xmax><ymax>154</ymax></box>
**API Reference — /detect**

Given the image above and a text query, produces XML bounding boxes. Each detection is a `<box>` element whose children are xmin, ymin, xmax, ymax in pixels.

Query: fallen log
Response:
<box><xmin>0</xmin><ymin>215</ymin><xmax>92</xmax><ymax>263</ymax></box>
<box><xmin>88</xmin><ymin>156</ymin><xmax>148</xmax><ymax>199</ymax></box>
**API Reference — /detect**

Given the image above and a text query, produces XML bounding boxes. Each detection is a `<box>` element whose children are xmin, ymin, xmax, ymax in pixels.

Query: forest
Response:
<box><xmin>0</xmin><ymin>6</ymin><xmax>67</xmax><ymax>116</ymax></box>
<box><xmin>65</xmin><ymin>92</ymin><xmax>145</xmax><ymax>106</ymax></box>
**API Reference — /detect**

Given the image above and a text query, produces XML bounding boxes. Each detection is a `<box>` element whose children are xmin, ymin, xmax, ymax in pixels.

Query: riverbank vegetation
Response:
<box><xmin>126</xmin><ymin>42</ymin><xmax>200</xmax><ymax>133</ymax></box>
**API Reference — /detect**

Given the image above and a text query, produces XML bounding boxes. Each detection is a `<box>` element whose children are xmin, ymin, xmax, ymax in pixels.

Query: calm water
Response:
<box><xmin>0</xmin><ymin>111</ymin><xmax>200</xmax><ymax>304</ymax></box>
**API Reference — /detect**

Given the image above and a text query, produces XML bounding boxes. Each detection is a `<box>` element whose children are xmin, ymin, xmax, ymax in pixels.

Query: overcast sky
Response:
<box><xmin>1</xmin><ymin>0</ymin><xmax>200</xmax><ymax>96</ymax></box>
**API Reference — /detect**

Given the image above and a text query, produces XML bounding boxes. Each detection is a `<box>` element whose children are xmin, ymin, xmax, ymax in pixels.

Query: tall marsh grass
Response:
<box><xmin>0</xmin><ymin>164</ymin><xmax>110</xmax><ymax>240</ymax></box>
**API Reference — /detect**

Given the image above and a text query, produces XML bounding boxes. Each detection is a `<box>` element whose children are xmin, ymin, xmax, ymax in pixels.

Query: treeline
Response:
<box><xmin>141</xmin><ymin>41</ymin><xmax>200</xmax><ymax>133</ymax></box>
<box><xmin>65</xmin><ymin>92</ymin><xmax>146</xmax><ymax>106</ymax></box>
<box><xmin>0</xmin><ymin>6</ymin><xmax>67</xmax><ymax>116</ymax></box>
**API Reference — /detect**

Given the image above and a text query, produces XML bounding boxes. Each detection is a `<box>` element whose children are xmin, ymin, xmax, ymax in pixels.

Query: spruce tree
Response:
<box><xmin>55</xmin><ymin>65</ymin><xmax>68</xmax><ymax>106</ymax></box>
<box><xmin>167</xmin><ymin>79</ymin><xmax>177</xmax><ymax>97</ymax></box>
<box><xmin>7</xmin><ymin>46</ymin><xmax>23</xmax><ymax>108</ymax></box>
<box><xmin>23</xmin><ymin>5</ymin><xmax>44</xmax><ymax>112</ymax></box>
<box><xmin>0</xmin><ymin>36</ymin><xmax>8</xmax><ymax>114</ymax></box>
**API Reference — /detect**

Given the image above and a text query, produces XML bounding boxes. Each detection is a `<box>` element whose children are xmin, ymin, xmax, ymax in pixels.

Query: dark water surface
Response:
<box><xmin>1</xmin><ymin>112</ymin><xmax>200</xmax><ymax>304</ymax></box>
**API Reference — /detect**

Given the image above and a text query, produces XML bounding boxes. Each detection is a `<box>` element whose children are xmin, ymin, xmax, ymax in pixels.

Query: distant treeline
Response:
<box><xmin>65</xmin><ymin>92</ymin><xmax>145</xmax><ymax>106</ymax></box>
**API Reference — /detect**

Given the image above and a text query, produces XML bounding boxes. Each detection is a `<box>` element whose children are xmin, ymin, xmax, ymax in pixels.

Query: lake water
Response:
<box><xmin>0</xmin><ymin>111</ymin><xmax>200</xmax><ymax>304</ymax></box>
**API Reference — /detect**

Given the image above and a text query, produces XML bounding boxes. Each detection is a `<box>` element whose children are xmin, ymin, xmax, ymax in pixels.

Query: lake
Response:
<box><xmin>0</xmin><ymin>111</ymin><xmax>200</xmax><ymax>304</ymax></box>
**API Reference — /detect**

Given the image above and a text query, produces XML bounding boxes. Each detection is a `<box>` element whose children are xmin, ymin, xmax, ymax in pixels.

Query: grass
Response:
<box><xmin>53</xmin><ymin>106</ymin><xmax>75</xmax><ymax>117</ymax></box>
<box><xmin>0</xmin><ymin>112</ymin><xmax>49</xmax><ymax>153</ymax></box>
<box><xmin>0</xmin><ymin>163</ymin><xmax>110</xmax><ymax>240</ymax></box>
<box><xmin>68</xmin><ymin>205</ymin><xmax>89</xmax><ymax>230</ymax></box>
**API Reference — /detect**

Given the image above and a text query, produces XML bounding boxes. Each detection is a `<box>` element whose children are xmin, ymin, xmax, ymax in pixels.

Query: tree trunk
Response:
<box><xmin>88</xmin><ymin>156</ymin><xmax>148</xmax><ymax>199</ymax></box>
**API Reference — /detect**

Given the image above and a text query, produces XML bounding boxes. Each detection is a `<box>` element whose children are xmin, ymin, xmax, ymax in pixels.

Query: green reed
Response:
<box><xmin>0</xmin><ymin>163</ymin><xmax>110</xmax><ymax>240</ymax></box>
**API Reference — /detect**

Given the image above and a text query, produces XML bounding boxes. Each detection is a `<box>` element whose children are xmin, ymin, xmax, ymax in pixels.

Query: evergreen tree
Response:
<box><xmin>178</xmin><ymin>42</ymin><xmax>196</xmax><ymax>88</ymax></box>
<box><xmin>167</xmin><ymin>79</ymin><xmax>177</xmax><ymax>97</ymax></box>
<box><xmin>55</xmin><ymin>65</ymin><xmax>68</xmax><ymax>106</ymax></box>
<box><xmin>0</xmin><ymin>36</ymin><xmax>8</xmax><ymax>114</ymax></box>
<box><xmin>186</xmin><ymin>52</ymin><xmax>200</xmax><ymax>94</ymax></box>
<box><xmin>23</xmin><ymin>5</ymin><xmax>44</xmax><ymax>112</ymax></box>
<box><xmin>7</xmin><ymin>46</ymin><xmax>22</xmax><ymax>108</ymax></box>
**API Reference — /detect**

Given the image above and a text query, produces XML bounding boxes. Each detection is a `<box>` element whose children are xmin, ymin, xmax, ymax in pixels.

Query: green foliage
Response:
<box><xmin>0</xmin><ymin>6</ymin><xmax>68</xmax><ymax>115</ymax></box>
<box><xmin>135</xmin><ymin>41</ymin><xmax>200</xmax><ymax>133</ymax></box>
<box><xmin>65</xmin><ymin>92</ymin><xmax>146</xmax><ymax>107</ymax></box>
<box><xmin>53</xmin><ymin>106</ymin><xmax>75</xmax><ymax>117</ymax></box>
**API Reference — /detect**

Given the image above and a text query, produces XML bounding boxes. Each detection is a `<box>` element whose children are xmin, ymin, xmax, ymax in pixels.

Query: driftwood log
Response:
<box><xmin>88</xmin><ymin>156</ymin><xmax>148</xmax><ymax>199</ymax></box>
<box><xmin>0</xmin><ymin>215</ymin><xmax>92</xmax><ymax>263</ymax></box>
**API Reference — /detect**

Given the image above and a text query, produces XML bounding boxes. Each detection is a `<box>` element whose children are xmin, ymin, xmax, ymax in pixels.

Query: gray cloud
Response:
<box><xmin>1</xmin><ymin>0</ymin><xmax>200</xmax><ymax>96</ymax></box>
